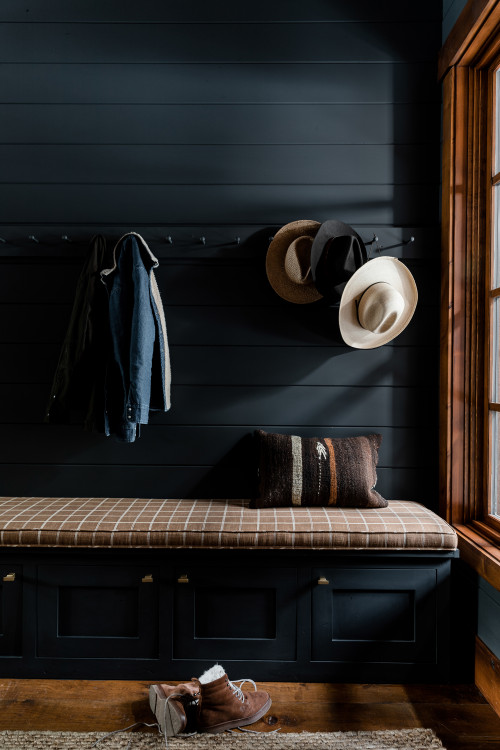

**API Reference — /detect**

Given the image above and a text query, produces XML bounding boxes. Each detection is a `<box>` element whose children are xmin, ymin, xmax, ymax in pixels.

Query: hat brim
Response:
<box><xmin>266</xmin><ymin>220</ymin><xmax>323</xmax><ymax>304</ymax></box>
<box><xmin>339</xmin><ymin>257</ymin><xmax>418</xmax><ymax>349</ymax></box>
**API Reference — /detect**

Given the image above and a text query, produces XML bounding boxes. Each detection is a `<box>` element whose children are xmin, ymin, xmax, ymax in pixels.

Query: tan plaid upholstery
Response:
<box><xmin>0</xmin><ymin>497</ymin><xmax>457</xmax><ymax>550</ymax></box>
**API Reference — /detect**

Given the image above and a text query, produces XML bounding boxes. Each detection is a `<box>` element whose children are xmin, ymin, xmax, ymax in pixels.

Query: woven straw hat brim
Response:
<box><xmin>266</xmin><ymin>220</ymin><xmax>322</xmax><ymax>304</ymax></box>
<box><xmin>339</xmin><ymin>257</ymin><xmax>418</xmax><ymax>349</ymax></box>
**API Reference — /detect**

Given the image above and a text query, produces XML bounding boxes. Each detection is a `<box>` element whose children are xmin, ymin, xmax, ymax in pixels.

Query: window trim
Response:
<box><xmin>485</xmin><ymin>56</ymin><xmax>500</xmax><ymax>536</ymax></box>
<box><xmin>440</xmin><ymin>0</ymin><xmax>500</xmax><ymax>591</ymax></box>
<box><xmin>439</xmin><ymin>0</ymin><xmax>500</xmax><ymax>80</ymax></box>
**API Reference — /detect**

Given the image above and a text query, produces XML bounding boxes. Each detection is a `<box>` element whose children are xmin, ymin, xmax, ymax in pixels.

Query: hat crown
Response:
<box><xmin>265</xmin><ymin>219</ymin><xmax>322</xmax><ymax>304</ymax></box>
<box><xmin>358</xmin><ymin>282</ymin><xmax>405</xmax><ymax>335</ymax></box>
<box><xmin>310</xmin><ymin>219</ymin><xmax>367</xmax><ymax>302</ymax></box>
<box><xmin>284</xmin><ymin>235</ymin><xmax>314</xmax><ymax>286</ymax></box>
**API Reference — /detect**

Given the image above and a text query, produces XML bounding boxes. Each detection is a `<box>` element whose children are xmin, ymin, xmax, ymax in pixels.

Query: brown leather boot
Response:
<box><xmin>148</xmin><ymin>681</ymin><xmax>199</xmax><ymax>737</ymax></box>
<box><xmin>194</xmin><ymin>665</ymin><xmax>271</xmax><ymax>734</ymax></box>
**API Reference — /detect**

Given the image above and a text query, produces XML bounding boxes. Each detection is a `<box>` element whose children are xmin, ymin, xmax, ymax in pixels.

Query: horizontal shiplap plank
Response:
<box><xmin>157</xmin><ymin>261</ymin><xmax>440</xmax><ymax>306</ymax></box>
<box><xmin>0</xmin><ymin>23</ymin><xmax>440</xmax><ymax>64</ymax></box>
<box><xmin>0</xmin><ymin>424</ymin><xmax>436</xmax><ymax>469</ymax></box>
<box><xmin>0</xmin><ymin>304</ymin><xmax>439</xmax><ymax>347</ymax></box>
<box><xmin>2</xmin><ymin>383</ymin><xmax>436</xmax><ymax>427</ymax></box>
<box><xmin>169</xmin><ymin>345</ymin><xmax>438</xmax><ymax>387</ymax></box>
<box><xmin>0</xmin><ymin>63</ymin><xmax>440</xmax><ymax>104</ymax></box>
<box><xmin>152</xmin><ymin>304</ymin><xmax>439</xmax><ymax>347</ymax></box>
<box><xmin>0</xmin><ymin>464</ymin><xmax>437</xmax><ymax>505</ymax></box>
<box><xmin>442</xmin><ymin>0</ymin><xmax>466</xmax><ymax>43</ymax></box>
<box><xmin>0</xmin><ymin>184</ymin><xmax>440</xmax><ymax>225</ymax></box>
<box><xmin>0</xmin><ymin>344</ymin><xmax>438</xmax><ymax>388</ymax></box>
<box><xmin>0</xmin><ymin>0</ymin><xmax>442</xmax><ymax>23</ymax></box>
<box><xmin>0</xmin><ymin>259</ymin><xmax>440</xmax><ymax>306</ymax></box>
<box><xmin>0</xmin><ymin>103</ymin><xmax>441</xmax><ymax>145</ymax></box>
<box><xmin>0</xmin><ymin>145</ymin><xmax>440</xmax><ymax>186</ymax></box>
<box><xmin>443</xmin><ymin>0</ymin><xmax>457</xmax><ymax>15</ymax></box>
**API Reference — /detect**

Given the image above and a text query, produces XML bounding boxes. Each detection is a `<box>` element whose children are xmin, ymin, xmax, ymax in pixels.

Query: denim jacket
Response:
<box><xmin>100</xmin><ymin>233</ymin><xmax>171</xmax><ymax>442</ymax></box>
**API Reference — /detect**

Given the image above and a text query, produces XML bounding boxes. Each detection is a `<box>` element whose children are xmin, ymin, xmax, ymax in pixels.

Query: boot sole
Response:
<box><xmin>148</xmin><ymin>684</ymin><xmax>187</xmax><ymax>737</ymax></box>
<box><xmin>199</xmin><ymin>696</ymin><xmax>272</xmax><ymax>734</ymax></box>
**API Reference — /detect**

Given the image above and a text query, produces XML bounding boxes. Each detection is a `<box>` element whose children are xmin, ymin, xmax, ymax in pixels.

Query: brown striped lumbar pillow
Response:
<box><xmin>252</xmin><ymin>430</ymin><xmax>387</xmax><ymax>509</ymax></box>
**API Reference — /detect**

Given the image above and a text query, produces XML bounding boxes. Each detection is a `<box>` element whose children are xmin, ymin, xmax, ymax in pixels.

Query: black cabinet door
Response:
<box><xmin>173</xmin><ymin>565</ymin><xmax>297</xmax><ymax>661</ymax></box>
<box><xmin>0</xmin><ymin>565</ymin><xmax>22</xmax><ymax>656</ymax></box>
<box><xmin>37</xmin><ymin>565</ymin><xmax>159</xmax><ymax>659</ymax></box>
<box><xmin>311</xmin><ymin>567</ymin><xmax>437</xmax><ymax>664</ymax></box>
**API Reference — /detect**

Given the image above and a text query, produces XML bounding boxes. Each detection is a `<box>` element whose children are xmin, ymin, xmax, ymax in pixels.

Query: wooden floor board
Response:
<box><xmin>0</xmin><ymin>680</ymin><xmax>499</xmax><ymax>750</ymax></box>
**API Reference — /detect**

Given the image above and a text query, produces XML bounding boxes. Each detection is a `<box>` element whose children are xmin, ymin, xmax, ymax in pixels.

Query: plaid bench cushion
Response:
<box><xmin>0</xmin><ymin>497</ymin><xmax>457</xmax><ymax>550</ymax></box>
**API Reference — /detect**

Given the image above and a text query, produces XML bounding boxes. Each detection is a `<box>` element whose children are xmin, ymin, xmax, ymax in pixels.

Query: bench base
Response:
<box><xmin>0</xmin><ymin>547</ymin><xmax>457</xmax><ymax>682</ymax></box>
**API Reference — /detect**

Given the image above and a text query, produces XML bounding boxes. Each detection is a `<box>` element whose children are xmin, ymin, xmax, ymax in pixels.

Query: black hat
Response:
<box><xmin>310</xmin><ymin>220</ymin><xmax>367</xmax><ymax>304</ymax></box>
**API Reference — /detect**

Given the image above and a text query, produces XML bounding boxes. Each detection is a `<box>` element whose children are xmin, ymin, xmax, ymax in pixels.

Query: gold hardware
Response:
<box><xmin>2</xmin><ymin>573</ymin><xmax>15</xmax><ymax>582</ymax></box>
<box><xmin>141</xmin><ymin>574</ymin><xmax>154</xmax><ymax>583</ymax></box>
<box><xmin>177</xmin><ymin>574</ymin><xmax>189</xmax><ymax>584</ymax></box>
<box><xmin>317</xmin><ymin>576</ymin><xmax>329</xmax><ymax>585</ymax></box>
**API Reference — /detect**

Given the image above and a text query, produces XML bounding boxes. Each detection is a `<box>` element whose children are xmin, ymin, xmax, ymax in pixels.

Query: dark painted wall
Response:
<box><xmin>443</xmin><ymin>0</ymin><xmax>467</xmax><ymax>40</ymax></box>
<box><xmin>0</xmin><ymin>1</ymin><xmax>442</xmax><ymax>504</ymax></box>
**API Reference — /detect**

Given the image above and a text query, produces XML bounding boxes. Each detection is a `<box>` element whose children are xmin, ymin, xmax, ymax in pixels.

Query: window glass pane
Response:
<box><xmin>496</xmin><ymin>69</ymin><xmax>500</xmax><ymax>176</ymax></box>
<box><xmin>491</xmin><ymin>412</ymin><xmax>500</xmax><ymax>519</ymax></box>
<box><xmin>492</xmin><ymin>297</ymin><xmax>500</xmax><ymax>402</ymax></box>
<box><xmin>494</xmin><ymin>185</ymin><xmax>500</xmax><ymax>290</ymax></box>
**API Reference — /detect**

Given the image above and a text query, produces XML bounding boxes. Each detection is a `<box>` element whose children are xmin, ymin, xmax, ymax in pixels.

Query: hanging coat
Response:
<box><xmin>100</xmin><ymin>232</ymin><xmax>171</xmax><ymax>442</ymax></box>
<box><xmin>44</xmin><ymin>234</ymin><xmax>109</xmax><ymax>432</ymax></box>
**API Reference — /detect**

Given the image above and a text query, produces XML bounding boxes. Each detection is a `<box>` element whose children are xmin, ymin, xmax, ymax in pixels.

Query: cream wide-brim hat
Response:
<box><xmin>339</xmin><ymin>257</ymin><xmax>418</xmax><ymax>349</ymax></box>
<box><xmin>265</xmin><ymin>220</ymin><xmax>322</xmax><ymax>304</ymax></box>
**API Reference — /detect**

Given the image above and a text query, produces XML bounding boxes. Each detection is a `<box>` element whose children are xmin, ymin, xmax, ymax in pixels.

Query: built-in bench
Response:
<box><xmin>0</xmin><ymin>497</ymin><xmax>458</xmax><ymax>682</ymax></box>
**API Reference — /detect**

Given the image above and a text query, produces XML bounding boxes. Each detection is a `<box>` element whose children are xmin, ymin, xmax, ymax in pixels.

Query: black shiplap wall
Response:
<box><xmin>442</xmin><ymin>0</ymin><xmax>467</xmax><ymax>41</ymax></box>
<box><xmin>0</xmin><ymin>1</ymin><xmax>442</xmax><ymax>507</ymax></box>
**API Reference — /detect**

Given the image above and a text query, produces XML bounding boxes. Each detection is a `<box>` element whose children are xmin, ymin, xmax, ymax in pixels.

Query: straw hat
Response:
<box><xmin>310</xmin><ymin>220</ymin><xmax>367</xmax><ymax>304</ymax></box>
<box><xmin>265</xmin><ymin>220</ymin><xmax>322</xmax><ymax>304</ymax></box>
<box><xmin>339</xmin><ymin>257</ymin><xmax>418</xmax><ymax>349</ymax></box>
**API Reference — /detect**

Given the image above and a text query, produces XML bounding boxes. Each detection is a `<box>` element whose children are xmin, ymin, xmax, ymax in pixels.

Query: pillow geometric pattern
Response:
<box><xmin>253</xmin><ymin>430</ymin><xmax>387</xmax><ymax>509</ymax></box>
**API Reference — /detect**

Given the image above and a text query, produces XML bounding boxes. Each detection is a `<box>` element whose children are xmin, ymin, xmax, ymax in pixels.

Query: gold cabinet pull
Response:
<box><xmin>177</xmin><ymin>574</ymin><xmax>189</xmax><ymax>584</ymax></box>
<box><xmin>2</xmin><ymin>573</ymin><xmax>16</xmax><ymax>582</ymax></box>
<box><xmin>141</xmin><ymin>574</ymin><xmax>154</xmax><ymax>583</ymax></box>
<box><xmin>317</xmin><ymin>576</ymin><xmax>329</xmax><ymax>585</ymax></box>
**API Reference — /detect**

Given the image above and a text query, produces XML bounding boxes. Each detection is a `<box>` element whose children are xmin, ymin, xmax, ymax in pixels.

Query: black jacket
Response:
<box><xmin>44</xmin><ymin>235</ymin><xmax>109</xmax><ymax>432</ymax></box>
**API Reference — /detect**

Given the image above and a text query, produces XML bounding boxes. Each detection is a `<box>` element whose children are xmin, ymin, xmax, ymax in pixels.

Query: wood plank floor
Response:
<box><xmin>0</xmin><ymin>681</ymin><xmax>500</xmax><ymax>750</ymax></box>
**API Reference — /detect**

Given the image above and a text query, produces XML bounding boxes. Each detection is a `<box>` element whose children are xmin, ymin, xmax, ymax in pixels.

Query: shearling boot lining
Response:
<box><xmin>198</xmin><ymin>664</ymin><xmax>226</xmax><ymax>684</ymax></box>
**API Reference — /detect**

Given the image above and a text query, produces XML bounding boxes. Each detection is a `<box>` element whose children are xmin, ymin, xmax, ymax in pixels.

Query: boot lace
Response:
<box><xmin>225</xmin><ymin>678</ymin><xmax>281</xmax><ymax>735</ymax></box>
<box><xmin>227</xmin><ymin>677</ymin><xmax>257</xmax><ymax>702</ymax></box>
<box><xmin>91</xmin><ymin>692</ymin><xmax>199</xmax><ymax>750</ymax></box>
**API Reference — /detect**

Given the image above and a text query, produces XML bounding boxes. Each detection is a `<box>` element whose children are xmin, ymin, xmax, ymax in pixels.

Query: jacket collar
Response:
<box><xmin>101</xmin><ymin>232</ymin><xmax>159</xmax><ymax>277</ymax></box>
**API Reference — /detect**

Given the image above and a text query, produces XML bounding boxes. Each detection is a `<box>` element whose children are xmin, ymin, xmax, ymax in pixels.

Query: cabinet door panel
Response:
<box><xmin>173</xmin><ymin>566</ymin><xmax>296</xmax><ymax>661</ymax></box>
<box><xmin>0</xmin><ymin>565</ymin><xmax>22</xmax><ymax>656</ymax></box>
<box><xmin>37</xmin><ymin>565</ymin><xmax>158</xmax><ymax>659</ymax></box>
<box><xmin>312</xmin><ymin>567</ymin><xmax>437</xmax><ymax>663</ymax></box>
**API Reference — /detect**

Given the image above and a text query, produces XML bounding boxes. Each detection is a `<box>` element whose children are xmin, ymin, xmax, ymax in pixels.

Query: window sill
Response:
<box><xmin>454</xmin><ymin>523</ymin><xmax>500</xmax><ymax>591</ymax></box>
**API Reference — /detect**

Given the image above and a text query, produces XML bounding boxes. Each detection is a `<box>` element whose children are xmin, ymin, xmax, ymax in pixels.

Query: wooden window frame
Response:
<box><xmin>440</xmin><ymin>0</ymin><xmax>500</xmax><ymax>590</ymax></box>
